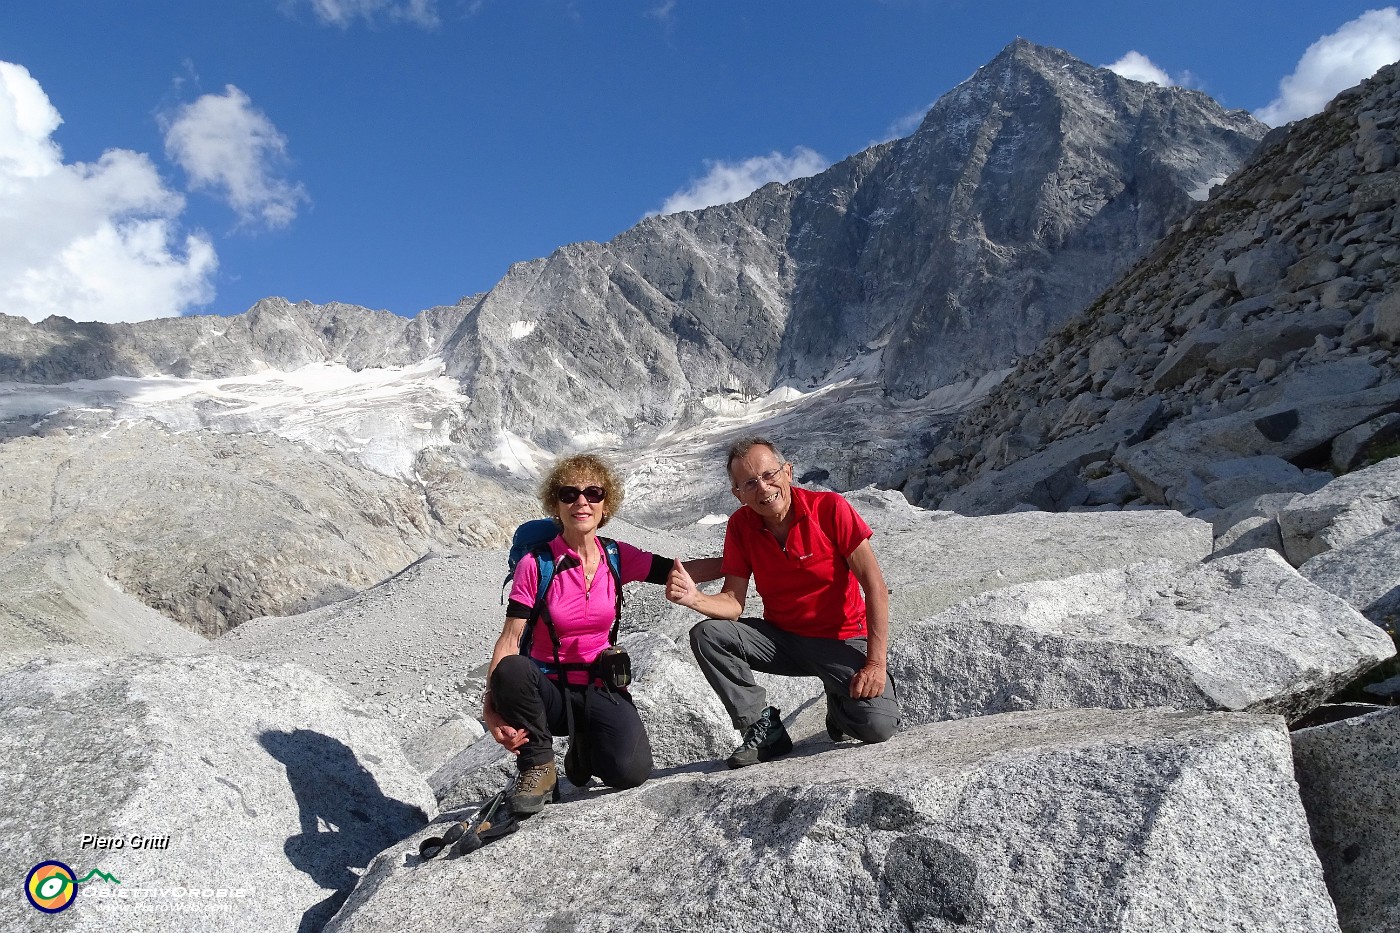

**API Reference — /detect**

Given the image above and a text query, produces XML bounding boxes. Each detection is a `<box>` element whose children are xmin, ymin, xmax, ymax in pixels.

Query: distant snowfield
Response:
<box><xmin>0</xmin><ymin>360</ymin><xmax>471</xmax><ymax>479</ymax></box>
<box><xmin>487</xmin><ymin>430</ymin><xmax>551</xmax><ymax>477</ymax></box>
<box><xmin>0</xmin><ymin>353</ymin><xmax>1003</xmax><ymax>521</ymax></box>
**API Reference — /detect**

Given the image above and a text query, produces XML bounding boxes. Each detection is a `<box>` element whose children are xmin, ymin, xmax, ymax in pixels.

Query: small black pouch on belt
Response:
<box><xmin>590</xmin><ymin>646</ymin><xmax>632</xmax><ymax>689</ymax></box>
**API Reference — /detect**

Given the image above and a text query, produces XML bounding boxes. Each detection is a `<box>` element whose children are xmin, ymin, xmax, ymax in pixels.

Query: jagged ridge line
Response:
<box><xmin>76</xmin><ymin>868</ymin><xmax>121</xmax><ymax>885</ymax></box>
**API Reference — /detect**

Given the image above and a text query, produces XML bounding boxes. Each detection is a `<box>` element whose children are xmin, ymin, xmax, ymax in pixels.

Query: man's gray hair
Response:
<box><xmin>725</xmin><ymin>437</ymin><xmax>785</xmax><ymax>476</ymax></box>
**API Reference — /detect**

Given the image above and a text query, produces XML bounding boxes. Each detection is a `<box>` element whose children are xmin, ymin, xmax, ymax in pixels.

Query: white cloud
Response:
<box><xmin>1105</xmin><ymin>51</ymin><xmax>1176</xmax><ymax>87</ymax></box>
<box><xmin>0</xmin><ymin>61</ymin><xmax>216</xmax><ymax>324</ymax></box>
<box><xmin>163</xmin><ymin>86</ymin><xmax>309</xmax><ymax>230</ymax></box>
<box><xmin>301</xmin><ymin>0</ymin><xmax>439</xmax><ymax>28</ymax></box>
<box><xmin>653</xmin><ymin>147</ymin><xmax>829</xmax><ymax>215</ymax></box>
<box><xmin>1256</xmin><ymin>8</ymin><xmax>1400</xmax><ymax>125</ymax></box>
<box><xmin>874</xmin><ymin>103</ymin><xmax>935</xmax><ymax>145</ymax></box>
<box><xmin>646</xmin><ymin>0</ymin><xmax>677</xmax><ymax>22</ymax></box>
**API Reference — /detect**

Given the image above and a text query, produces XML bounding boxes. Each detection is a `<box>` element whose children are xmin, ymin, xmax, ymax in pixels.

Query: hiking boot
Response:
<box><xmin>564</xmin><ymin>739</ymin><xmax>591</xmax><ymax>788</ymax></box>
<box><xmin>726</xmin><ymin>706</ymin><xmax>793</xmax><ymax>769</ymax></box>
<box><xmin>509</xmin><ymin>760</ymin><xmax>558</xmax><ymax>816</ymax></box>
<box><xmin>825</xmin><ymin>695</ymin><xmax>846</xmax><ymax>743</ymax></box>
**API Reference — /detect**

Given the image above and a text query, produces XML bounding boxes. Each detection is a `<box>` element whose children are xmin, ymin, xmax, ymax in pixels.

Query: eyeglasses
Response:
<box><xmin>556</xmin><ymin>485</ymin><xmax>606</xmax><ymax>504</ymax></box>
<box><xmin>733</xmin><ymin>465</ymin><xmax>788</xmax><ymax>495</ymax></box>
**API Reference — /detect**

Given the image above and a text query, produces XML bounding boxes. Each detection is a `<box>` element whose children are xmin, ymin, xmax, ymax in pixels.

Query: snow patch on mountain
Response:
<box><xmin>1189</xmin><ymin>174</ymin><xmax>1230</xmax><ymax>200</ymax></box>
<box><xmin>1</xmin><ymin>359</ymin><xmax>470</xmax><ymax>479</ymax></box>
<box><xmin>487</xmin><ymin>430</ymin><xmax>549</xmax><ymax>477</ymax></box>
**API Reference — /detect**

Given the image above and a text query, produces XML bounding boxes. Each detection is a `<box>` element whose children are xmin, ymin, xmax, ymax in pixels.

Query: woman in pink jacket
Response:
<box><xmin>482</xmin><ymin>453</ymin><xmax>716</xmax><ymax>815</ymax></box>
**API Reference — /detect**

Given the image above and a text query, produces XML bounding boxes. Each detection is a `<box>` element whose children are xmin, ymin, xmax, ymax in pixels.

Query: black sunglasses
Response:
<box><xmin>556</xmin><ymin>485</ymin><xmax>606</xmax><ymax>504</ymax></box>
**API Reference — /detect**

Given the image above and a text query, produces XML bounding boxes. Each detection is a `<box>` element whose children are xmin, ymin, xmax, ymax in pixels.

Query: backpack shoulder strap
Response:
<box><xmin>600</xmin><ymin>537</ymin><xmax>625</xmax><ymax>645</ymax></box>
<box><xmin>518</xmin><ymin>544</ymin><xmax>560</xmax><ymax>656</ymax></box>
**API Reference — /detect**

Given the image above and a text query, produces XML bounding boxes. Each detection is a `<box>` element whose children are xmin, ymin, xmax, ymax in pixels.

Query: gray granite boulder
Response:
<box><xmin>1300</xmin><ymin>527</ymin><xmax>1400</xmax><ymax>634</ymax></box>
<box><xmin>1212</xmin><ymin>514</ymin><xmax>1286</xmax><ymax>558</ymax></box>
<box><xmin>1202</xmin><ymin>308</ymin><xmax>1352</xmax><ymax>374</ymax></box>
<box><xmin>1150</xmin><ymin>327</ymin><xmax>1228</xmax><ymax>390</ymax></box>
<box><xmin>1197</xmin><ymin>455</ymin><xmax>1327</xmax><ymax>509</ymax></box>
<box><xmin>0</xmin><ymin>655</ymin><xmax>433</xmax><ymax>933</ymax></box>
<box><xmin>1277</xmin><ymin>457</ymin><xmax>1400</xmax><ymax>566</ymax></box>
<box><xmin>890</xmin><ymin>549</ymin><xmax>1394</xmax><ymax>724</ymax></box>
<box><xmin>1227</xmin><ymin>243</ymin><xmax>1297</xmax><ymax>297</ymax></box>
<box><xmin>1210</xmin><ymin>491</ymin><xmax>1305</xmax><ymax>559</ymax></box>
<box><xmin>1292</xmin><ymin>706</ymin><xmax>1400</xmax><ymax>933</ymax></box>
<box><xmin>1118</xmin><ymin>377</ymin><xmax>1400</xmax><ymax>511</ymax></box>
<box><xmin>1331</xmin><ymin>413</ymin><xmax>1400</xmax><ymax>472</ymax></box>
<box><xmin>853</xmin><ymin>495</ymin><xmax>1213</xmax><ymax>620</ymax></box>
<box><xmin>1083</xmin><ymin>470</ymin><xmax>1139</xmax><ymax>506</ymax></box>
<box><xmin>941</xmin><ymin>396</ymin><xmax>1164</xmax><ymax>515</ymax></box>
<box><xmin>327</xmin><ymin>708</ymin><xmax>1339</xmax><ymax>933</ymax></box>
<box><xmin>1375</xmin><ymin>287</ymin><xmax>1400</xmax><ymax>344</ymax></box>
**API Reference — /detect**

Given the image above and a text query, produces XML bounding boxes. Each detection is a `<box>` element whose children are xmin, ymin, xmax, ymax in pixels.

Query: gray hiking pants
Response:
<box><xmin>689</xmin><ymin>617</ymin><xmax>900</xmax><ymax>742</ymax></box>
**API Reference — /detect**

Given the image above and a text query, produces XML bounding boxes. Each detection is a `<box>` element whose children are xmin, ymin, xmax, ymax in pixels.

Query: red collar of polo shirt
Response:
<box><xmin>739</xmin><ymin>483</ymin><xmax>813</xmax><ymax>536</ymax></box>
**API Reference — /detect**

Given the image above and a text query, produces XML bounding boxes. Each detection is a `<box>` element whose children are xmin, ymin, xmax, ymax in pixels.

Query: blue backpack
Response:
<box><xmin>503</xmin><ymin>519</ymin><xmax>624</xmax><ymax>665</ymax></box>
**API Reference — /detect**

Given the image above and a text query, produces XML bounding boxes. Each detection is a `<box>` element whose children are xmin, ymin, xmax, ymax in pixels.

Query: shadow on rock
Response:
<box><xmin>260</xmin><ymin>729</ymin><xmax>428</xmax><ymax>933</ymax></box>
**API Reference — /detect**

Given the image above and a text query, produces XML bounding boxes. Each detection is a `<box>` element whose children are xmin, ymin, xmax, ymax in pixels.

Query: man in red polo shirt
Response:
<box><xmin>667</xmin><ymin>437</ymin><xmax>900</xmax><ymax>768</ymax></box>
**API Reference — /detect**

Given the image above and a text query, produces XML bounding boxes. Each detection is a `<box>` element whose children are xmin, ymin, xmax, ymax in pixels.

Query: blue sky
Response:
<box><xmin>2</xmin><ymin>1</ymin><xmax>1398</xmax><ymax>324</ymax></box>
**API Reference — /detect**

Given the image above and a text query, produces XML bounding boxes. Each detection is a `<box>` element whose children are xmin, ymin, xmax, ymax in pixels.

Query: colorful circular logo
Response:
<box><xmin>25</xmin><ymin>861</ymin><xmax>77</xmax><ymax>913</ymax></box>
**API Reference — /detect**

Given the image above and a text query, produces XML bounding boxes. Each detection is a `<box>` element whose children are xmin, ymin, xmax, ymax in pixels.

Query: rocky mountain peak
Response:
<box><xmin>424</xmin><ymin>41</ymin><xmax>1268</xmax><ymax>452</ymax></box>
<box><xmin>0</xmin><ymin>42</ymin><xmax>1268</xmax><ymax>470</ymax></box>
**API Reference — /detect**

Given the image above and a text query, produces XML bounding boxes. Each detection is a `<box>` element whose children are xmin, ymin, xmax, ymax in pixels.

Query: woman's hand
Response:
<box><xmin>483</xmin><ymin>617</ymin><xmax>530</xmax><ymax>753</ymax></box>
<box><xmin>484</xmin><ymin>699</ymin><xmax>528</xmax><ymax>754</ymax></box>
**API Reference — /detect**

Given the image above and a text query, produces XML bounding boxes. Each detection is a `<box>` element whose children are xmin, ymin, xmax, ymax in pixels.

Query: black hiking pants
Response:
<box><xmin>490</xmin><ymin>654</ymin><xmax>652</xmax><ymax>788</ymax></box>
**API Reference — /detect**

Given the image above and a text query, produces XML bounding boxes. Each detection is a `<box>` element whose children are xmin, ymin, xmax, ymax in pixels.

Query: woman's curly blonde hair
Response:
<box><xmin>538</xmin><ymin>453</ymin><xmax>623</xmax><ymax>527</ymax></box>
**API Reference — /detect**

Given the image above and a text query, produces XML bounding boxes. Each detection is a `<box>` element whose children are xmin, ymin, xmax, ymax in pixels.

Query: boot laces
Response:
<box><xmin>517</xmin><ymin>762</ymin><xmax>554</xmax><ymax>794</ymax></box>
<box><xmin>741</xmin><ymin>711</ymin><xmax>776</xmax><ymax>748</ymax></box>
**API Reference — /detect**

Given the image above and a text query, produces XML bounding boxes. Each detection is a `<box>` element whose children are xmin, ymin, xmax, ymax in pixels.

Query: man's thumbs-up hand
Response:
<box><xmin>666</xmin><ymin>557</ymin><xmax>698</xmax><ymax>607</ymax></box>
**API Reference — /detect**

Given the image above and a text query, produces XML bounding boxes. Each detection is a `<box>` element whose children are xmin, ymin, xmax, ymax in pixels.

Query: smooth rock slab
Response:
<box><xmin>1293</xmin><ymin>706</ymin><xmax>1400</xmax><ymax>933</ymax></box>
<box><xmin>1197</xmin><ymin>454</ymin><xmax>1320</xmax><ymax>509</ymax></box>
<box><xmin>845</xmin><ymin>489</ymin><xmax>1212</xmax><ymax>620</ymax></box>
<box><xmin>889</xmin><ymin>550</ymin><xmax>1394</xmax><ymax>724</ymax></box>
<box><xmin>0</xmin><ymin>541</ymin><xmax>206</xmax><ymax>673</ymax></box>
<box><xmin>0</xmin><ymin>655</ymin><xmax>433</xmax><ymax>933</ymax></box>
<box><xmin>326</xmin><ymin>708</ymin><xmax>1340</xmax><ymax>933</ymax></box>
